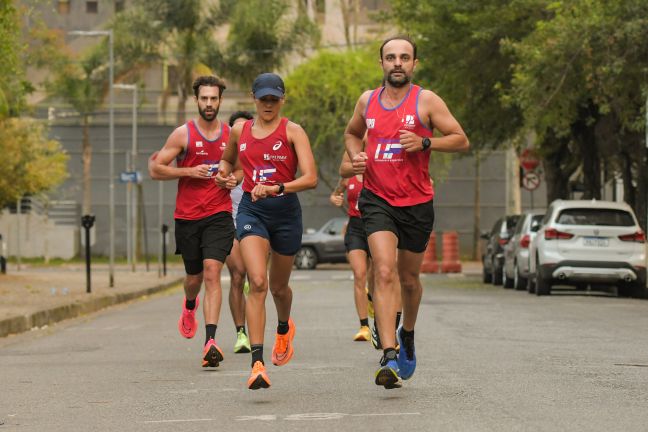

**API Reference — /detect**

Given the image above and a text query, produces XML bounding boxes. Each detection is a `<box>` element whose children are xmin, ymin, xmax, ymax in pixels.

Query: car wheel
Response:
<box><xmin>527</xmin><ymin>271</ymin><xmax>536</xmax><ymax>294</ymax></box>
<box><xmin>503</xmin><ymin>266</ymin><xmax>514</xmax><ymax>289</ymax></box>
<box><xmin>482</xmin><ymin>259</ymin><xmax>492</xmax><ymax>283</ymax></box>
<box><xmin>617</xmin><ymin>281</ymin><xmax>643</xmax><ymax>298</ymax></box>
<box><xmin>535</xmin><ymin>259</ymin><xmax>551</xmax><ymax>296</ymax></box>
<box><xmin>492</xmin><ymin>260</ymin><xmax>503</xmax><ymax>286</ymax></box>
<box><xmin>294</xmin><ymin>247</ymin><xmax>317</xmax><ymax>270</ymax></box>
<box><xmin>514</xmin><ymin>262</ymin><xmax>527</xmax><ymax>291</ymax></box>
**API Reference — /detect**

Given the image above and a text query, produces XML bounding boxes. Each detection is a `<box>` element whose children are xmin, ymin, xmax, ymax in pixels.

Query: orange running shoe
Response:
<box><xmin>271</xmin><ymin>317</ymin><xmax>295</xmax><ymax>366</ymax></box>
<box><xmin>201</xmin><ymin>339</ymin><xmax>224</xmax><ymax>368</ymax></box>
<box><xmin>178</xmin><ymin>296</ymin><xmax>199</xmax><ymax>339</ymax></box>
<box><xmin>247</xmin><ymin>361</ymin><xmax>271</xmax><ymax>390</ymax></box>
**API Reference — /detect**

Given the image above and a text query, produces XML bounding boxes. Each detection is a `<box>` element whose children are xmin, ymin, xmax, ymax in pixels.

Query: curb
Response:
<box><xmin>0</xmin><ymin>277</ymin><xmax>183</xmax><ymax>338</ymax></box>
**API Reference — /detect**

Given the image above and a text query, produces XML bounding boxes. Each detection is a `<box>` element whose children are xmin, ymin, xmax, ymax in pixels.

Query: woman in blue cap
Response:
<box><xmin>216</xmin><ymin>72</ymin><xmax>317</xmax><ymax>390</ymax></box>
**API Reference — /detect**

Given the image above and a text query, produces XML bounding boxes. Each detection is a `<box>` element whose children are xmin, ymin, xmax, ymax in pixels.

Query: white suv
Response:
<box><xmin>528</xmin><ymin>200</ymin><xmax>646</xmax><ymax>297</ymax></box>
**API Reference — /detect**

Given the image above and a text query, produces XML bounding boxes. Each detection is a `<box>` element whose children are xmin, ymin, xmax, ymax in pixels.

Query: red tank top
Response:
<box><xmin>174</xmin><ymin>120</ymin><xmax>232</xmax><ymax>220</ymax></box>
<box><xmin>346</xmin><ymin>175</ymin><xmax>363</xmax><ymax>218</ymax></box>
<box><xmin>363</xmin><ymin>84</ymin><xmax>435</xmax><ymax>206</ymax></box>
<box><xmin>238</xmin><ymin>118</ymin><xmax>298</xmax><ymax>193</ymax></box>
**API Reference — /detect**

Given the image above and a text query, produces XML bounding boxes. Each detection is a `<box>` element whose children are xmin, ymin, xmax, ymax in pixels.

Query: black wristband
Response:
<box><xmin>277</xmin><ymin>183</ymin><xmax>285</xmax><ymax>195</ymax></box>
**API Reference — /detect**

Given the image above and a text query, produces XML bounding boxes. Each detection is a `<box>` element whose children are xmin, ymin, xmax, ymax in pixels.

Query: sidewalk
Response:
<box><xmin>0</xmin><ymin>264</ymin><xmax>184</xmax><ymax>338</ymax></box>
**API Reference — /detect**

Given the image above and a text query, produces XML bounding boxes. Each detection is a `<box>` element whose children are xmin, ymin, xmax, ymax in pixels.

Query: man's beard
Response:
<box><xmin>198</xmin><ymin>106</ymin><xmax>219</xmax><ymax>122</ymax></box>
<box><xmin>386</xmin><ymin>70</ymin><xmax>411</xmax><ymax>88</ymax></box>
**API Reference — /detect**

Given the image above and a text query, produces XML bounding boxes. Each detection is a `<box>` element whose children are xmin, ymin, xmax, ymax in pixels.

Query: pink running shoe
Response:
<box><xmin>202</xmin><ymin>339</ymin><xmax>224</xmax><ymax>368</ymax></box>
<box><xmin>178</xmin><ymin>296</ymin><xmax>199</xmax><ymax>339</ymax></box>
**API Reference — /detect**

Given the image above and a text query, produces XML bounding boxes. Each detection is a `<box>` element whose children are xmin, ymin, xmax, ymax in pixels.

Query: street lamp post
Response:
<box><xmin>69</xmin><ymin>30</ymin><xmax>115</xmax><ymax>287</ymax></box>
<box><xmin>114</xmin><ymin>84</ymin><xmax>138</xmax><ymax>272</ymax></box>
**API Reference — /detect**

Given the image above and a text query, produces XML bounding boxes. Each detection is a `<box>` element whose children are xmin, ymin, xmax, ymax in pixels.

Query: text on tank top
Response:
<box><xmin>346</xmin><ymin>176</ymin><xmax>363</xmax><ymax>218</ymax></box>
<box><xmin>174</xmin><ymin>120</ymin><xmax>232</xmax><ymax>220</ymax></box>
<box><xmin>363</xmin><ymin>84</ymin><xmax>435</xmax><ymax>207</ymax></box>
<box><xmin>237</xmin><ymin>117</ymin><xmax>298</xmax><ymax>193</ymax></box>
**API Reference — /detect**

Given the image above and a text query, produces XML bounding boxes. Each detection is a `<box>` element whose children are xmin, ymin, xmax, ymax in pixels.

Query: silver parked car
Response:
<box><xmin>528</xmin><ymin>200</ymin><xmax>646</xmax><ymax>297</ymax></box>
<box><xmin>503</xmin><ymin>211</ymin><xmax>544</xmax><ymax>290</ymax></box>
<box><xmin>294</xmin><ymin>217</ymin><xmax>348</xmax><ymax>270</ymax></box>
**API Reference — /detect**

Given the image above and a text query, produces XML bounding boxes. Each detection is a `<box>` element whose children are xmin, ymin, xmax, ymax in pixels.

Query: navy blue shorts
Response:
<box><xmin>236</xmin><ymin>192</ymin><xmax>303</xmax><ymax>256</ymax></box>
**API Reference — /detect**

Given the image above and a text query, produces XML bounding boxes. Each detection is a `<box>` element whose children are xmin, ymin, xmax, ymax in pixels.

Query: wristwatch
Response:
<box><xmin>276</xmin><ymin>183</ymin><xmax>285</xmax><ymax>195</ymax></box>
<box><xmin>421</xmin><ymin>137</ymin><xmax>432</xmax><ymax>152</ymax></box>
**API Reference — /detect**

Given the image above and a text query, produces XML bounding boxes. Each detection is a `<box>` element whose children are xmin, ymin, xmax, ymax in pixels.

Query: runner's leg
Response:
<box><xmin>368</xmin><ymin>231</ymin><xmax>399</xmax><ymax>350</ymax></box>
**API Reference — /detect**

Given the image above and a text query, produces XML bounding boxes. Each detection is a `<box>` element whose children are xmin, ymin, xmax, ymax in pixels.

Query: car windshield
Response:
<box><xmin>556</xmin><ymin>208</ymin><xmax>634</xmax><ymax>226</ymax></box>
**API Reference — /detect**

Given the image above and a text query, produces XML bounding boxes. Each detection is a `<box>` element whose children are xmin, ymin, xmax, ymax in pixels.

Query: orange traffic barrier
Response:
<box><xmin>440</xmin><ymin>231</ymin><xmax>462</xmax><ymax>273</ymax></box>
<box><xmin>420</xmin><ymin>232</ymin><xmax>438</xmax><ymax>273</ymax></box>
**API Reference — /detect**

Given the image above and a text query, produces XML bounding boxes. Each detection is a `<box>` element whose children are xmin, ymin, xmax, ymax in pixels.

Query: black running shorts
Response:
<box><xmin>358</xmin><ymin>188</ymin><xmax>434</xmax><ymax>253</ymax></box>
<box><xmin>175</xmin><ymin>211</ymin><xmax>235</xmax><ymax>274</ymax></box>
<box><xmin>344</xmin><ymin>216</ymin><xmax>370</xmax><ymax>253</ymax></box>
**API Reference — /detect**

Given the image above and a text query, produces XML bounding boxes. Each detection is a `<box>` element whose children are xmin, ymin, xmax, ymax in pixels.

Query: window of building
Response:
<box><xmin>57</xmin><ymin>0</ymin><xmax>70</xmax><ymax>14</ymax></box>
<box><xmin>86</xmin><ymin>1</ymin><xmax>98</xmax><ymax>14</ymax></box>
<box><xmin>115</xmin><ymin>1</ymin><xmax>125</xmax><ymax>12</ymax></box>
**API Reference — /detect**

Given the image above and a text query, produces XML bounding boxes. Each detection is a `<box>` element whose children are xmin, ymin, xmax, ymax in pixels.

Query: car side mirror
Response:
<box><xmin>328</xmin><ymin>228</ymin><xmax>337</xmax><ymax>235</ymax></box>
<box><xmin>480</xmin><ymin>231</ymin><xmax>490</xmax><ymax>240</ymax></box>
<box><xmin>530</xmin><ymin>222</ymin><xmax>540</xmax><ymax>232</ymax></box>
<box><xmin>306</xmin><ymin>228</ymin><xmax>316</xmax><ymax>234</ymax></box>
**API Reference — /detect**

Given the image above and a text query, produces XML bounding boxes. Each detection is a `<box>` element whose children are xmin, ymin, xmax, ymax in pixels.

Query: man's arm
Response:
<box><xmin>329</xmin><ymin>177</ymin><xmax>347</xmax><ymax>207</ymax></box>
<box><xmin>149</xmin><ymin>126</ymin><xmax>210</xmax><ymax>180</ymax></box>
<box><xmin>344</xmin><ymin>90</ymin><xmax>372</xmax><ymax>174</ymax></box>
<box><xmin>215</xmin><ymin>122</ymin><xmax>242</xmax><ymax>188</ymax></box>
<box><xmin>400</xmin><ymin>90</ymin><xmax>469</xmax><ymax>153</ymax></box>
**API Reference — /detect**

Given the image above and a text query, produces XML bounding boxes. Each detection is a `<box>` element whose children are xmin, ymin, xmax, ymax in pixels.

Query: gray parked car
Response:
<box><xmin>482</xmin><ymin>215</ymin><xmax>521</xmax><ymax>285</ymax></box>
<box><xmin>503</xmin><ymin>211</ymin><xmax>544</xmax><ymax>290</ymax></box>
<box><xmin>294</xmin><ymin>217</ymin><xmax>348</xmax><ymax>270</ymax></box>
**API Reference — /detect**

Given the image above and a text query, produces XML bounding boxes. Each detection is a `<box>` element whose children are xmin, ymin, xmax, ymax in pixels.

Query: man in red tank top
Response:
<box><xmin>148</xmin><ymin>76</ymin><xmax>238</xmax><ymax>369</ymax></box>
<box><xmin>344</xmin><ymin>36</ymin><xmax>470</xmax><ymax>389</ymax></box>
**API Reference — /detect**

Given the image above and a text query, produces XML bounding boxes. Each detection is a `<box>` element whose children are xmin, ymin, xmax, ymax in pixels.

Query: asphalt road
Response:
<box><xmin>1</xmin><ymin>271</ymin><xmax>647</xmax><ymax>431</ymax></box>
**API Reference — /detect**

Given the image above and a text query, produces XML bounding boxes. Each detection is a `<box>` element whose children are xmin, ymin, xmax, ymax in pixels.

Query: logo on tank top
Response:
<box><xmin>196</xmin><ymin>141</ymin><xmax>203</xmax><ymax>147</ymax></box>
<box><xmin>240</xmin><ymin>143</ymin><xmax>247</xmax><ymax>151</ymax></box>
<box><xmin>374</xmin><ymin>139</ymin><xmax>403</xmax><ymax>162</ymax></box>
<box><xmin>366</xmin><ymin>118</ymin><xmax>375</xmax><ymax>129</ymax></box>
<box><xmin>220</xmin><ymin>141</ymin><xmax>227</xmax><ymax>149</ymax></box>
<box><xmin>196</xmin><ymin>149</ymin><xmax>208</xmax><ymax>156</ymax></box>
<box><xmin>402</xmin><ymin>114</ymin><xmax>415</xmax><ymax>128</ymax></box>
<box><xmin>252</xmin><ymin>166</ymin><xmax>276</xmax><ymax>183</ymax></box>
<box><xmin>349</xmin><ymin>184</ymin><xmax>355</xmax><ymax>190</ymax></box>
<box><xmin>263</xmin><ymin>153</ymin><xmax>288</xmax><ymax>161</ymax></box>
<box><xmin>273</xmin><ymin>140</ymin><xmax>283</xmax><ymax>151</ymax></box>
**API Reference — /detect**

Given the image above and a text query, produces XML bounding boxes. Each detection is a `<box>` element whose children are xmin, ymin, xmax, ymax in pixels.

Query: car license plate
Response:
<box><xmin>583</xmin><ymin>237</ymin><xmax>609</xmax><ymax>247</ymax></box>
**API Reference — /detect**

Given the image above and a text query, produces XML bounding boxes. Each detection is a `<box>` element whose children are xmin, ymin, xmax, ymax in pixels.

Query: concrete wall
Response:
<box><xmin>0</xmin><ymin>212</ymin><xmax>79</xmax><ymax>259</ymax></box>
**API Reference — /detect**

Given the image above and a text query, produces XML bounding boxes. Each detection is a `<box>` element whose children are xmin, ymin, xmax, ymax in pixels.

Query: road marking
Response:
<box><xmin>144</xmin><ymin>418</ymin><xmax>214</xmax><ymax>424</ymax></box>
<box><xmin>231</xmin><ymin>412</ymin><xmax>422</xmax><ymax>422</ymax></box>
<box><xmin>236</xmin><ymin>415</ymin><xmax>278</xmax><ymax>421</ymax></box>
<box><xmin>350</xmin><ymin>412</ymin><xmax>421</xmax><ymax>417</ymax></box>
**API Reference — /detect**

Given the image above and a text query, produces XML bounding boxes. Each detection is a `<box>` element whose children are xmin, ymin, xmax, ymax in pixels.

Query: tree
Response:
<box><xmin>507</xmin><ymin>0</ymin><xmax>648</xmax><ymax>223</ymax></box>
<box><xmin>0</xmin><ymin>119</ymin><xmax>69</xmax><ymax>208</ymax></box>
<box><xmin>207</xmin><ymin>0</ymin><xmax>320</xmax><ymax>86</ymax></box>
<box><xmin>0</xmin><ymin>1</ymin><xmax>30</xmax><ymax>117</ymax></box>
<box><xmin>0</xmin><ymin>2</ymin><xmax>67</xmax><ymax>208</ymax></box>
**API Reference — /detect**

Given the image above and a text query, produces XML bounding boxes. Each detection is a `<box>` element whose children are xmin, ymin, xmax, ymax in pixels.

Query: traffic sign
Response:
<box><xmin>519</xmin><ymin>148</ymin><xmax>540</xmax><ymax>172</ymax></box>
<box><xmin>120</xmin><ymin>171</ymin><xmax>142</xmax><ymax>184</ymax></box>
<box><xmin>522</xmin><ymin>171</ymin><xmax>541</xmax><ymax>191</ymax></box>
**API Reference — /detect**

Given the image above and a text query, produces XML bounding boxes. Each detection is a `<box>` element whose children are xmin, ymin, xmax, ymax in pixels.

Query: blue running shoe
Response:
<box><xmin>375</xmin><ymin>358</ymin><xmax>402</xmax><ymax>389</ymax></box>
<box><xmin>396</xmin><ymin>326</ymin><xmax>416</xmax><ymax>380</ymax></box>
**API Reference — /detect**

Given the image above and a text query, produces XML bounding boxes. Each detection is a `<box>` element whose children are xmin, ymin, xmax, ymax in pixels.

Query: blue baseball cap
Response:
<box><xmin>252</xmin><ymin>73</ymin><xmax>285</xmax><ymax>99</ymax></box>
